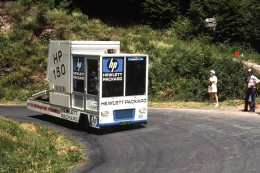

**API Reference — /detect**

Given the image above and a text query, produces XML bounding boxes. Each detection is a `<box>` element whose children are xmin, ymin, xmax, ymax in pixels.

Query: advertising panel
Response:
<box><xmin>73</xmin><ymin>57</ymin><xmax>85</xmax><ymax>93</ymax></box>
<box><xmin>102</xmin><ymin>57</ymin><xmax>124</xmax><ymax>97</ymax></box>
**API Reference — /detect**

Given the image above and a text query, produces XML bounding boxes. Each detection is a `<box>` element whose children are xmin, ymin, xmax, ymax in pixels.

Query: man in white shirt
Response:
<box><xmin>243</xmin><ymin>69</ymin><xmax>260</xmax><ymax>112</ymax></box>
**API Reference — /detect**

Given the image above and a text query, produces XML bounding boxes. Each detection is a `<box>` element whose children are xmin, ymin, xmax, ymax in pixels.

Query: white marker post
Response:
<box><xmin>205</xmin><ymin>17</ymin><xmax>217</xmax><ymax>32</ymax></box>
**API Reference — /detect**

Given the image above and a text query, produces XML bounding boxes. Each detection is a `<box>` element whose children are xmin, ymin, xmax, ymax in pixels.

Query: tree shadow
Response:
<box><xmin>70</xmin><ymin>0</ymin><xmax>146</xmax><ymax>28</ymax></box>
<box><xmin>29</xmin><ymin>114</ymin><xmax>83</xmax><ymax>130</ymax></box>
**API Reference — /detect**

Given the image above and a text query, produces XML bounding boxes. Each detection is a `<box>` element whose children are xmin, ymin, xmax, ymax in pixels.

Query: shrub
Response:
<box><xmin>167</xmin><ymin>17</ymin><xmax>193</xmax><ymax>40</ymax></box>
<box><xmin>142</xmin><ymin>0</ymin><xmax>180</xmax><ymax>27</ymax></box>
<box><xmin>150</xmin><ymin>46</ymin><xmax>248</xmax><ymax>102</ymax></box>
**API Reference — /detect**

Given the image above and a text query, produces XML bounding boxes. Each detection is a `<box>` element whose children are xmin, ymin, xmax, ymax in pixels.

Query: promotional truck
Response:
<box><xmin>27</xmin><ymin>41</ymin><xmax>148</xmax><ymax>129</ymax></box>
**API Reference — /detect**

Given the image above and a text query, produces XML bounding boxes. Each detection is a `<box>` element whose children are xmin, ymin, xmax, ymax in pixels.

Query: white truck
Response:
<box><xmin>27</xmin><ymin>41</ymin><xmax>149</xmax><ymax>129</ymax></box>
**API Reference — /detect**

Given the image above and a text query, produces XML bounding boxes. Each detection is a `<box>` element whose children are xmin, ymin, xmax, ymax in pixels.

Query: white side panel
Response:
<box><xmin>46</xmin><ymin>41</ymin><xmax>71</xmax><ymax>107</ymax></box>
<box><xmin>71</xmin><ymin>41</ymin><xmax>120</xmax><ymax>55</ymax></box>
<box><xmin>49</xmin><ymin>93</ymin><xmax>71</xmax><ymax>107</ymax></box>
<box><xmin>27</xmin><ymin>100</ymin><xmax>51</xmax><ymax>115</ymax></box>
<box><xmin>47</xmin><ymin>41</ymin><xmax>71</xmax><ymax>93</ymax></box>
<box><xmin>27</xmin><ymin>99</ymin><xmax>81</xmax><ymax>122</ymax></box>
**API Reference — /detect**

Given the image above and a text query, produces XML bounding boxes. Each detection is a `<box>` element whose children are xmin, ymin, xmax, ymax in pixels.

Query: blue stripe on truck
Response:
<box><xmin>99</xmin><ymin>120</ymin><xmax>147</xmax><ymax>127</ymax></box>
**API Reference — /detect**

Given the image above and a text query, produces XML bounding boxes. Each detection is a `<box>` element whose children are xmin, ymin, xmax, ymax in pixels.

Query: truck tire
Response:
<box><xmin>80</xmin><ymin>114</ymin><xmax>90</xmax><ymax>131</ymax></box>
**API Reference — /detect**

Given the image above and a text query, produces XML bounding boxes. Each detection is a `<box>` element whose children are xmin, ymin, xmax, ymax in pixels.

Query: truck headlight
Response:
<box><xmin>101</xmin><ymin>111</ymin><xmax>109</xmax><ymax>116</ymax></box>
<box><xmin>139</xmin><ymin>108</ymin><xmax>146</xmax><ymax>113</ymax></box>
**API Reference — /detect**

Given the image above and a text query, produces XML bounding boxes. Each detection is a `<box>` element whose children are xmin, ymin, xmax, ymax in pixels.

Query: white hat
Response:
<box><xmin>210</xmin><ymin>70</ymin><xmax>215</xmax><ymax>74</ymax></box>
<box><xmin>248</xmin><ymin>69</ymin><xmax>253</xmax><ymax>73</ymax></box>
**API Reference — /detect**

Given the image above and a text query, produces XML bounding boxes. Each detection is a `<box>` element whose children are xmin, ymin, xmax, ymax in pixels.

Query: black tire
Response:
<box><xmin>79</xmin><ymin>114</ymin><xmax>103</xmax><ymax>134</ymax></box>
<box><xmin>79</xmin><ymin>114</ymin><xmax>90</xmax><ymax>131</ymax></box>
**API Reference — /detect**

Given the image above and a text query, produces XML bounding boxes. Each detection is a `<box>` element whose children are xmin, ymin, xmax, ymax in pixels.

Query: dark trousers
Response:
<box><xmin>245</xmin><ymin>88</ymin><xmax>256</xmax><ymax>111</ymax></box>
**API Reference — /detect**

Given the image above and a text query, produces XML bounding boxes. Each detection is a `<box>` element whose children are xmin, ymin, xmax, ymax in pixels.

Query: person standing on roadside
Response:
<box><xmin>243</xmin><ymin>69</ymin><xmax>260</xmax><ymax>112</ymax></box>
<box><xmin>208</xmin><ymin>70</ymin><xmax>219</xmax><ymax>107</ymax></box>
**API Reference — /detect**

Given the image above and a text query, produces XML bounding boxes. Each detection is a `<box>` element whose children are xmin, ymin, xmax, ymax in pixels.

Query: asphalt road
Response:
<box><xmin>1</xmin><ymin>106</ymin><xmax>260</xmax><ymax>173</ymax></box>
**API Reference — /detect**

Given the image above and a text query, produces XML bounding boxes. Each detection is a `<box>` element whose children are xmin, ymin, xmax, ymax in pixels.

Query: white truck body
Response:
<box><xmin>27</xmin><ymin>41</ymin><xmax>148</xmax><ymax>129</ymax></box>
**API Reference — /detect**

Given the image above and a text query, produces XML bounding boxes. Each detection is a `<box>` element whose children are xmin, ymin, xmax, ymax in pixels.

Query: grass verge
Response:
<box><xmin>0</xmin><ymin>116</ymin><xmax>86</xmax><ymax>173</ymax></box>
<box><xmin>0</xmin><ymin>100</ymin><xmax>27</xmax><ymax>106</ymax></box>
<box><xmin>148</xmin><ymin>98</ymin><xmax>259</xmax><ymax>109</ymax></box>
<box><xmin>0</xmin><ymin>98</ymin><xmax>254</xmax><ymax>109</ymax></box>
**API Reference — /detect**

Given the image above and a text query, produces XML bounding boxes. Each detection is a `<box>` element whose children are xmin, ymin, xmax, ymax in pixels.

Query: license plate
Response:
<box><xmin>119</xmin><ymin>121</ymin><xmax>131</xmax><ymax>125</ymax></box>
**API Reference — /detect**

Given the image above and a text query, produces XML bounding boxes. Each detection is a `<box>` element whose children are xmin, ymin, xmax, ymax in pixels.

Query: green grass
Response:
<box><xmin>0</xmin><ymin>116</ymin><xmax>86</xmax><ymax>173</ymax></box>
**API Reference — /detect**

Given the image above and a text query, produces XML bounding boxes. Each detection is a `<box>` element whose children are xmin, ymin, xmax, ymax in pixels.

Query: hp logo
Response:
<box><xmin>91</xmin><ymin>115</ymin><xmax>98</xmax><ymax>126</ymax></box>
<box><xmin>107</xmin><ymin>58</ymin><xmax>118</xmax><ymax>72</ymax></box>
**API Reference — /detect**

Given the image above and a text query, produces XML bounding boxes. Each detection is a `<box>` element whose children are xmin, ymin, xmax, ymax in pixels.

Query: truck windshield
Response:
<box><xmin>126</xmin><ymin>57</ymin><xmax>146</xmax><ymax>96</ymax></box>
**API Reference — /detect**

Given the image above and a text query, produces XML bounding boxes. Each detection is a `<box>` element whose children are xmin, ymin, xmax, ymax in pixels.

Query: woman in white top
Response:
<box><xmin>208</xmin><ymin>70</ymin><xmax>219</xmax><ymax>107</ymax></box>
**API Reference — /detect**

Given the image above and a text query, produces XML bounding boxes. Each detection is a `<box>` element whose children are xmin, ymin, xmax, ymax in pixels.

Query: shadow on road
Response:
<box><xmin>29</xmin><ymin>114</ymin><xmax>146</xmax><ymax>135</ymax></box>
<box><xmin>29</xmin><ymin>114</ymin><xmax>84</xmax><ymax>130</ymax></box>
<box><xmin>99</xmin><ymin>124</ymin><xmax>146</xmax><ymax>135</ymax></box>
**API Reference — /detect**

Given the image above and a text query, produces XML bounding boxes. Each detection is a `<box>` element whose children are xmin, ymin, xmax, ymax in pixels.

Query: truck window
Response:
<box><xmin>72</xmin><ymin>56</ymin><xmax>85</xmax><ymax>109</ymax></box>
<box><xmin>102</xmin><ymin>57</ymin><xmax>124</xmax><ymax>97</ymax></box>
<box><xmin>72</xmin><ymin>57</ymin><xmax>85</xmax><ymax>93</ymax></box>
<box><xmin>126</xmin><ymin>57</ymin><xmax>146</xmax><ymax>96</ymax></box>
<box><xmin>87</xmin><ymin>59</ymin><xmax>98</xmax><ymax>95</ymax></box>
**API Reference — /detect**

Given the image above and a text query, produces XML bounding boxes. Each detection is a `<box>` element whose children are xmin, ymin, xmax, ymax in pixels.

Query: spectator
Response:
<box><xmin>243</xmin><ymin>69</ymin><xmax>260</xmax><ymax>112</ymax></box>
<box><xmin>248</xmin><ymin>95</ymin><xmax>253</xmax><ymax>111</ymax></box>
<box><xmin>208</xmin><ymin>70</ymin><xmax>219</xmax><ymax>107</ymax></box>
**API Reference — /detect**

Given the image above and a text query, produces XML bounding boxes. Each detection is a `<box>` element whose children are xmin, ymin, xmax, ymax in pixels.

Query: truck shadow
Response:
<box><xmin>29</xmin><ymin>114</ymin><xmax>146</xmax><ymax>135</ymax></box>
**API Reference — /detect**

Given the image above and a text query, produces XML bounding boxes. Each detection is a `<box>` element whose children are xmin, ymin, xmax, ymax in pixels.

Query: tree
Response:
<box><xmin>188</xmin><ymin>0</ymin><xmax>260</xmax><ymax>51</ymax></box>
<box><xmin>142</xmin><ymin>0</ymin><xmax>180</xmax><ymax>27</ymax></box>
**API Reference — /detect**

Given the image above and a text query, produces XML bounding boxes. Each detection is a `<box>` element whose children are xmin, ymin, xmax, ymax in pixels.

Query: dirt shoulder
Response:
<box><xmin>149</xmin><ymin>101</ymin><xmax>260</xmax><ymax>115</ymax></box>
<box><xmin>0</xmin><ymin>102</ymin><xmax>26</xmax><ymax>106</ymax></box>
<box><xmin>244</xmin><ymin>60</ymin><xmax>260</xmax><ymax>72</ymax></box>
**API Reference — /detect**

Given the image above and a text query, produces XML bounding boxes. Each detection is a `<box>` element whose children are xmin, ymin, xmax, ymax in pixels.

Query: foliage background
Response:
<box><xmin>0</xmin><ymin>0</ymin><xmax>259</xmax><ymax>102</ymax></box>
<box><xmin>70</xmin><ymin>0</ymin><xmax>260</xmax><ymax>51</ymax></box>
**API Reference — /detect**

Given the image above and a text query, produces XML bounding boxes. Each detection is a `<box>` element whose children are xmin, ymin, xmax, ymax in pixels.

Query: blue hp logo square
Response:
<box><xmin>103</xmin><ymin>57</ymin><xmax>123</xmax><ymax>73</ymax></box>
<box><xmin>73</xmin><ymin>57</ymin><xmax>84</xmax><ymax>72</ymax></box>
